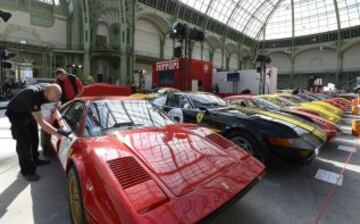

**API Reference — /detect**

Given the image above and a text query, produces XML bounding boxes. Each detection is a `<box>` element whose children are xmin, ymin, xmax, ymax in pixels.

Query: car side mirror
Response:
<box><xmin>198</xmin><ymin>106</ymin><xmax>209</xmax><ymax>114</ymax></box>
<box><xmin>173</xmin><ymin>116</ymin><xmax>180</xmax><ymax>122</ymax></box>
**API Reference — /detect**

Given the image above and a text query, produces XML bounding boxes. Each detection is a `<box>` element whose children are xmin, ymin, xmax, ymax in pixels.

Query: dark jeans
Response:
<box><xmin>6</xmin><ymin>110</ymin><xmax>39</xmax><ymax>175</ymax></box>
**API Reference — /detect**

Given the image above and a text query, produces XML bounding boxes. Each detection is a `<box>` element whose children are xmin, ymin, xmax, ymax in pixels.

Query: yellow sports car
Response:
<box><xmin>295</xmin><ymin>103</ymin><xmax>341</xmax><ymax>123</ymax></box>
<box><xmin>299</xmin><ymin>101</ymin><xmax>343</xmax><ymax>116</ymax></box>
<box><xmin>230</xmin><ymin>105</ymin><xmax>327</xmax><ymax>143</ymax></box>
<box><xmin>259</xmin><ymin>95</ymin><xmax>341</xmax><ymax>123</ymax></box>
<box><xmin>279</xmin><ymin>93</ymin><xmax>347</xmax><ymax>114</ymax></box>
<box><xmin>130</xmin><ymin>87</ymin><xmax>179</xmax><ymax>100</ymax></box>
<box><xmin>130</xmin><ymin>93</ymin><xmax>158</xmax><ymax>100</ymax></box>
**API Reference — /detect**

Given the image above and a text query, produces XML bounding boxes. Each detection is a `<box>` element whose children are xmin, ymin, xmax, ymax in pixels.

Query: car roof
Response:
<box><xmin>258</xmin><ymin>94</ymin><xmax>277</xmax><ymax>98</ymax></box>
<box><xmin>276</xmin><ymin>93</ymin><xmax>291</xmax><ymax>96</ymax></box>
<box><xmin>224</xmin><ymin>95</ymin><xmax>254</xmax><ymax>100</ymax></box>
<box><xmin>74</xmin><ymin>96</ymin><xmax>136</xmax><ymax>102</ymax></box>
<box><xmin>166</xmin><ymin>91</ymin><xmax>213</xmax><ymax>95</ymax></box>
<box><xmin>182</xmin><ymin>91</ymin><xmax>209</xmax><ymax>94</ymax></box>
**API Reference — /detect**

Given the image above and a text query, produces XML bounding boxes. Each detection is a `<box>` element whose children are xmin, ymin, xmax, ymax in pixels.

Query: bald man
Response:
<box><xmin>6</xmin><ymin>83</ymin><xmax>69</xmax><ymax>181</ymax></box>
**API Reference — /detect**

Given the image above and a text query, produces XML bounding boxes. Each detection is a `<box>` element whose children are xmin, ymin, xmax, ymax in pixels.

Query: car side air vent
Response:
<box><xmin>107</xmin><ymin>157</ymin><xmax>151</xmax><ymax>189</ymax></box>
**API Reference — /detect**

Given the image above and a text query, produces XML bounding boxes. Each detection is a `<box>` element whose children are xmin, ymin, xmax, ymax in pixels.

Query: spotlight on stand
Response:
<box><xmin>254</xmin><ymin>55</ymin><xmax>271</xmax><ymax>73</ymax></box>
<box><xmin>169</xmin><ymin>22</ymin><xmax>187</xmax><ymax>40</ymax></box>
<box><xmin>0</xmin><ymin>48</ymin><xmax>16</xmax><ymax>60</ymax></box>
<box><xmin>67</xmin><ymin>64</ymin><xmax>82</xmax><ymax>76</ymax></box>
<box><xmin>0</xmin><ymin>10</ymin><xmax>12</xmax><ymax>23</ymax></box>
<box><xmin>174</xmin><ymin>46</ymin><xmax>183</xmax><ymax>58</ymax></box>
<box><xmin>254</xmin><ymin>55</ymin><xmax>271</xmax><ymax>64</ymax></box>
<box><xmin>0</xmin><ymin>48</ymin><xmax>15</xmax><ymax>97</ymax></box>
<box><xmin>0</xmin><ymin>48</ymin><xmax>16</xmax><ymax>69</ymax></box>
<box><xmin>169</xmin><ymin>21</ymin><xmax>206</xmax><ymax>90</ymax></box>
<box><xmin>189</xmin><ymin>28</ymin><xmax>205</xmax><ymax>42</ymax></box>
<box><xmin>254</xmin><ymin>55</ymin><xmax>271</xmax><ymax>94</ymax></box>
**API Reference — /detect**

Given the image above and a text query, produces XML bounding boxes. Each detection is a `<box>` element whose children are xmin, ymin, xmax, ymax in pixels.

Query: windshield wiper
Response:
<box><xmin>104</xmin><ymin>122</ymin><xmax>144</xmax><ymax>130</ymax></box>
<box><xmin>154</xmin><ymin>107</ymin><xmax>169</xmax><ymax>120</ymax></box>
<box><xmin>201</xmin><ymin>103</ymin><xmax>226</xmax><ymax>108</ymax></box>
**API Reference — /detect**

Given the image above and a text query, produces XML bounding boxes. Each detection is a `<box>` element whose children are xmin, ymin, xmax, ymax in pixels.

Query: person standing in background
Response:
<box><xmin>56</xmin><ymin>68</ymin><xmax>84</xmax><ymax>103</ymax></box>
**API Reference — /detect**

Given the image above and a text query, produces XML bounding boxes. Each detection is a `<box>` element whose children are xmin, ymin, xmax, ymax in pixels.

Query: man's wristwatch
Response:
<box><xmin>57</xmin><ymin>128</ymin><xmax>71</xmax><ymax>137</ymax></box>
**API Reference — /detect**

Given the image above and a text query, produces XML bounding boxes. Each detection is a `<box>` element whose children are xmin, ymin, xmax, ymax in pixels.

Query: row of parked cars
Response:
<box><xmin>141</xmin><ymin>90</ymin><xmax>350</xmax><ymax>164</ymax></box>
<box><xmin>42</xmin><ymin>84</ymin><xmax>352</xmax><ymax>224</ymax></box>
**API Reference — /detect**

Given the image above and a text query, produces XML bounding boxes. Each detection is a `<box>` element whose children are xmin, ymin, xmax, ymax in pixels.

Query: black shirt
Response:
<box><xmin>7</xmin><ymin>84</ymin><xmax>49</xmax><ymax>113</ymax></box>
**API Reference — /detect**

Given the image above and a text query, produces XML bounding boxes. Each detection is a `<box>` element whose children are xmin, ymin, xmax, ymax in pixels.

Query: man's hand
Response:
<box><xmin>32</xmin><ymin>111</ymin><xmax>58</xmax><ymax>136</ymax></box>
<box><xmin>57</xmin><ymin>128</ymin><xmax>71</xmax><ymax>136</ymax></box>
<box><xmin>57</xmin><ymin>128</ymin><xmax>72</xmax><ymax>140</ymax></box>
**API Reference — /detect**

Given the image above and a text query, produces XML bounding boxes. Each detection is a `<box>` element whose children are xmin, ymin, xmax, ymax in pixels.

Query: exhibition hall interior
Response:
<box><xmin>2</xmin><ymin>0</ymin><xmax>360</xmax><ymax>223</ymax></box>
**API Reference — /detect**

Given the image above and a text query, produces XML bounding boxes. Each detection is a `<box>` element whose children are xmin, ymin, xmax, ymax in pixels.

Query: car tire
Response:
<box><xmin>227</xmin><ymin>131</ymin><xmax>266</xmax><ymax>163</ymax></box>
<box><xmin>68</xmin><ymin>166</ymin><xmax>86</xmax><ymax>224</ymax></box>
<box><xmin>40</xmin><ymin>129</ymin><xmax>55</xmax><ymax>157</ymax></box>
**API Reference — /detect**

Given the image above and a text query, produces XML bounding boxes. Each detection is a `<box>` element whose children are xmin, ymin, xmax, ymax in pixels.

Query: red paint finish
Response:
<box><xmin>47</xmin><ymin>97</ymin><xmax>264</xmax><ymax>224</ymax></box>
<box><xmin>78</xmin><ymin>83</ymin><xmax>132</xmax><ymax>97</ymax></box>
<box><xmin>152</xmin><ymin>58</ymin><xmax>213</xmax><ymax>92</ymax></box>
<box><xmin>112</xmin><ymin>126</ymin><xmax>239</xmax><ymax>197</ymax></box>
<box><xmin>218</xmin><ymin>93</ymin><xmax>240</xmax><ymax>98</ymax></box>
<box><xmin>322</xmin><ymin>98</ymin><xmax>348</xmax><ymax>110</ymax></box>
<box><xmin>281</xmin><ymin>109</ymin><xmax>340</xmax><ymax>142</ymax></box>
<box><xmin>337</xmin><ymin>94</ymin><xmax>356</xmax><ymax>101</ymax></box>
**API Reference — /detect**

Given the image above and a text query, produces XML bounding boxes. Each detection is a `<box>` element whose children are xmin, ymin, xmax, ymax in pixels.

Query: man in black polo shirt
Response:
<box><xmin>6</xmin><ymin>83</ymin><xmax>69</xmax><ymax>181</ymax></box>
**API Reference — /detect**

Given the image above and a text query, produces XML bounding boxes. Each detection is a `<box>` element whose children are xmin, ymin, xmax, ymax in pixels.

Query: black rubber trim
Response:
<box><xmin>199</xmin><ymin>177</ymin><xmax>260</xmax><ymax>224</ymax></box>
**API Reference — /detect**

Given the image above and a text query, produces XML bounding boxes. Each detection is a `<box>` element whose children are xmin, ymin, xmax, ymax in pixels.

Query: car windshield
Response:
<box><xmin>254</xmin><ymin>98</ymin><xmax>282</xmax><ymax>110</ymax></box>
<box><xmin>231</xmin><ymin>98</ymin><xmax>257</xmax><ymax>107</ymax></box>
<box><xmin>308</xmin><ymin>93</ymin><xmax>325</xmax><ymax>100</ymax></box>
<box><xmin>283</xmin><ymin>95</ymin><xmax>306</xmax><ymax>104</ymax></box>
<box><xmin>152</xmin><ymin>96</ymin><xmax>167</xmax><ymax>107</ymax></box>
<box><xmin>278</xmin><ymin>97</ymin><xmax>297</xmax><ymax>106</ymax></box>
<box><xmin>187</xmin><ymin>93</ymin><xmax>228</xmax><ymax>109</ymax></box>
<box><xmin>298</xmin><ymin>93</ymin><xmax>317</xmax><ymax>101</ymax></box>
<box><xmin>264</xmin><ymin>97</ymin><xmax>295</xmax><ymax>107</ymax></box>
<box><xmin>84</xmin><ymin>100</ymin><xmax>173</xmax><ymax>137</ymax></box>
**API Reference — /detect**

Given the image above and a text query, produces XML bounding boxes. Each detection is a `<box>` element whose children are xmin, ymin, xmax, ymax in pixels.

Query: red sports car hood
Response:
<box><xmin>108</xmin><ymin>124</ymin><xmax>241</xmax><ymax>196</ymax></box>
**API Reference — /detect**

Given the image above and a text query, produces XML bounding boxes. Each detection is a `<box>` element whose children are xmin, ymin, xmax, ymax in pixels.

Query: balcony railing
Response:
<box><xmin>0</xmin><ymin>38</ymin><xmax>83</xmax><ymax>50</ymax></box>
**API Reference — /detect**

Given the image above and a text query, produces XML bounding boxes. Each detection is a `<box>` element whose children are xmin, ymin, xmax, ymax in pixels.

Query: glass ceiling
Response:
<box><xmin>178</xmin><ymin>0</ymin><xmax>360</xmax><ymax>40</ymax></box>
<box><xmin>37</xmin><ymin>0</ymin><xmax>60</xmax><ymax>5</ymax></box>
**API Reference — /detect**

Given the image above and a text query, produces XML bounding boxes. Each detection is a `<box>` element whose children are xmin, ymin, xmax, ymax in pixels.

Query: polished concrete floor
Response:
<box><xmin>0</xmin><ymin>108</ymin><xmax>360</xmax><ymax>224</ymax></box>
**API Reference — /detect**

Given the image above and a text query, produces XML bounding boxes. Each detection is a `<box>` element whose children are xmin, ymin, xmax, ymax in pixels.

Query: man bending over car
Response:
<box><xmin>6</xmin><ymin>84</ymin><xmax>71</xmax><ymax>181</ymax></box>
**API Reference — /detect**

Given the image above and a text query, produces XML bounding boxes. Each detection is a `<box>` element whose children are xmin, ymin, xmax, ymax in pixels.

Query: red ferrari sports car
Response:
<box><xmin>225</xmin><ymin>95</ymin><xmax>340</xmax><ymax>142</ymax></box>
<box><xmin>43</xmin><ymin>96</ymin><xmax>265</xmax><ymax>224</ymax></box>
<box><xmin>322</xmin><ymin>98</ymin><xmax>349</xmax><ymax>111</ymax></box>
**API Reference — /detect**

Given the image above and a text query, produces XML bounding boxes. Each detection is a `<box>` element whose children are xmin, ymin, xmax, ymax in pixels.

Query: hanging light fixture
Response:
<box><xmin>0</xmin><ymin>10</ymin><xmax>12</xmax><ymax>23</ymax></box>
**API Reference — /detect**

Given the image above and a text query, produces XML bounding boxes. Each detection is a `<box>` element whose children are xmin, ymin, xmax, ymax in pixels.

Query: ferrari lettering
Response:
<box><xmin>156</xmin><ymin>60</ymin><xmax>179</xmax><ymax>71</ymax></box>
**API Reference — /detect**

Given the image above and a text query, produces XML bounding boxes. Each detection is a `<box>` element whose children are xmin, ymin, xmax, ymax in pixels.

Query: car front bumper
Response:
<box><xmin>268</xmin><ymin>133</ymin><xmax>325</xmax><ymax>163</ymax></box>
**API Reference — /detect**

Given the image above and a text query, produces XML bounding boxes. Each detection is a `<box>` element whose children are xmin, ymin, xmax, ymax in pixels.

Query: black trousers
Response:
<box><xmin>6</xmin><ymin>110</ymin><xmax>39</xmax><ymax>175</ymax></box>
